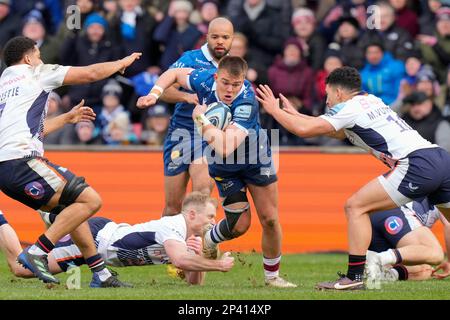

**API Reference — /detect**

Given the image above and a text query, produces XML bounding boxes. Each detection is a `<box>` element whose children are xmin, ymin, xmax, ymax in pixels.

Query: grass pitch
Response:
<box><xmin>0</xmin><ymin>252</ymin><xmax>449</xmax><ymax>300</ymax></box>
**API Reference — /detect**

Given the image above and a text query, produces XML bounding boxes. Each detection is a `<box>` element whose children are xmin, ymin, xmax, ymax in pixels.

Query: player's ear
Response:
<box><xmin>214</xmin><ymin>73</ymin><xmax>218</xmax><ymax>80</ymax></box>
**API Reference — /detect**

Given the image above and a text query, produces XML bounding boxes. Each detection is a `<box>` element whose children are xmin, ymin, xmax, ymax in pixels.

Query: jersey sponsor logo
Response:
<box><xmin>260</xmin><ymin>167</ymin><xmax>272</xmax><ymax>178</ymax></box>
<box><xmin>233</xmin><ymin>105</ymin><xmax>252</xmax><ymax>121</ymax></box>
<box><xmin>24</xmin><ymin>181</ymin><xmax>45</xmax><ymax>199</ymax></box>
<box><xmin>384</xmin><ymin>216</ymin><xmax>404</xmax><ymax>235</ymax></box>
<box><xmin>195</xmin><ymin>58</ymin><xmax>211</xmax><ymax>66</ymax></box>
<box><xmin>172</xmin><ymin>61</ymin><xmax>186</xmax><ymax>69</ymax></box>
<box><xmin>171</xmin><ymin>150</ymin><xmax>181</xmax><ymax>160</ymax></box>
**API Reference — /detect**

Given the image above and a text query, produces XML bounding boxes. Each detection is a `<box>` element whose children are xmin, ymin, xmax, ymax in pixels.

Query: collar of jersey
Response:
<box><xmin>201</xmin><ymin>44</ymin><xmax>219</xmax><ymax>68</ymax></box>
<box><xmin>212</xmin><ymin>81</ymin><xmax>246</xmax><ymax>106</ymax></box>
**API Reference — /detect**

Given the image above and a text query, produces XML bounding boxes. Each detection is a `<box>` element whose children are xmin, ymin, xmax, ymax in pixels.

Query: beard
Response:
<box><xmin>208</xmin><ymin>43</ymin><xmax>229</xmax><ymax>60</ymax></box>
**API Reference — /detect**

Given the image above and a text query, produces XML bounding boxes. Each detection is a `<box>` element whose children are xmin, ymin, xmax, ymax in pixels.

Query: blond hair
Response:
<box><xmin>182</xmin><ymin>191</ymin><xmax>218</xmax><ymax>212</ymax></box>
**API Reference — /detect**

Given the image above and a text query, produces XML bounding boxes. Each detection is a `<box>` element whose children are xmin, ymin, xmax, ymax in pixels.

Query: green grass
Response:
<box><xmin>0</xmin><ymin>252</ymin><xmax>449</xmax><ymax>300</ymax></box>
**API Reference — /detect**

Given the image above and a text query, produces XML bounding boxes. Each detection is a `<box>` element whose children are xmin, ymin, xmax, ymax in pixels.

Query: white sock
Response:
<box><xmin>28</xmin><ymin>245</ymin><xmax>47</xmax><ymax>256</ymax></box>
<box><xmin>389</xmin><ymin>268</ymin><xmax>399</xmax><ymax>281</ymax></box>
<box><xmin>96</xmin><ymin>268</ymin><xmax>112</xmax><ymax>282</ymax></box>
<box><xmin>377</xmin><ymin>249</ymin><xmax>397</xmax><ymax>266</ymax></box>
<box><xmin>263</xmin><ymin>256</ymin><xmax>281</xmax><ymax>279</ymax></box>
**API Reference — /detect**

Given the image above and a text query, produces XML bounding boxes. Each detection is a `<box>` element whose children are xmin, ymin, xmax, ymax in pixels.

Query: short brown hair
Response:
<box><xmin>182</xmin><ymin>192</ymin><xmax>218</xmax><ymax>212</ymax></box>
<box><xmin>218</xmin><ymin>56</ymin><xmax>248</xmax><ymax>77</ymax></box>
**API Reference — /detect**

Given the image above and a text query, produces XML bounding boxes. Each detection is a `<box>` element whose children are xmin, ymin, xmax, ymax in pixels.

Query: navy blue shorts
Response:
<box><xmin>209</xmin><ymin>162</ymin><xmax>278</xmax><ymax>197</ymax></box>
<box><xmin>0</xmin><ymin>157</ymin><xmax>76</xmax><ymax>210</ymax></box>
<box><xmin>52</xmin><ymin>217</ymin><xmax>112</xmax><ymax>271</ymax></box>
<box><xmin>379</xmin><ymin>147</ymin><xmax>450</xmax><ymax>208</ymax></box>
<box><xmin>163</xmin><ymin>128</ymin><xmax>209</xmax><ymax>176</ymax></box>
<box><xmin>369</xmin><ymin>208</ymin><xmax>415</xmax><ymax>252</ymax></box>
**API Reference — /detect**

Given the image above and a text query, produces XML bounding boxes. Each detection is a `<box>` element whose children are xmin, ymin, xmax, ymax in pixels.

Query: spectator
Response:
<box><xmin>330</xmin><ymin>15</ymin><xmax>365</xmax><ymax>70</ymax></box>
<box><xmin>359</xmin><ymin>1</ymin><xmax>415</xmax><ymax>61</ymax></box>
<box><xmin>267</xmin><ymin>39</ymin><xmax>314</xmax><ymax>113</ymax></box>
<box><xmin>11</xmin><ymin>0</ymin><xmax>63</xmax><ymax>35</ymax></box>
<box><xmin>390</xmin><ymin>0</ymin><xmax>420</xmax><ymax>38</ymax></box>
<box><xmin>228</xmin><ymin>0</ymin><xmax>290</xmax><ymax>83</ymax></box>
<box><xmin>98</xmin><ymin>79</ymin><xmax>130</xmax><ymax>143</ymax></box>
<box><xmin>289</xmin><ymin>7</ymin><xmax>327</xmax><ymax>71</ymax></box>
<box><xmin>104</xmin><ymin>112</ymin><xmax>139</xmax><ymax>145</ymax></box>
<box><xmin>102</xmin><ymin>0</ymin><xmax>120</xmax><ymax>23</ymax></box>
<box><xmin>141</xmin><ymin>103</ymin><xmax>171</xmax><ymax>146</ymax></box>
<box><xmin>320</xmin><ymin>0</ymin><xmax>367</xmax><ymax>42</ymax></box>
<box><xmin>194</xmin><ymin>0</ymin><xmax>220</xmax><ymax>48</ymax></box>
<box><xmin>44</xmin><ymin>92</ymin><xmax>70</xmax><ymax>145</ymax></box>
<box><xmin>416</xmin><ymin>67</ymin><xmax>440</xmax><ymax>96</ymax></box>
<box><xmin>227</xmin><ymin>0</ymin><xmax>293</xmax><ymax>36</ymax></box>
<box><xmin>390</xmin><ymin>50</ymin><xmax>430</xmax><ymax>110</ymax></box>
<box><xmin>0</xmin><ymin>0</ymin><xmax>20</xmax><ymax>51</ymax></box>
<box><xmin>109</xmin><ymin>0</ymin><xmax>159</xmax><ymax>77</ymax></box>
<box><xmin>418</xmin><ymin>6</ymin><xmax>450</xmax><ymax>84</ymax></box>
<box><xmin>360</xmin><ymin>42</ymin><xmax>406</xmax><ymax>105</ymax></box>
<box><xmin>314</xmin><ymin>48</ymin><xmax>344</xmax><ymax>115</ymax></box>
<box><xmin>60</xmin><ymin>13</ymin><xmax>121</xmax><ymax>110</ymax></box>
<box><xmin>419</xmin><ymin>0</ymin><xmax>446</xmax><ymax>35</ymax></box>
<box><xmin>402</xmin><ymin>91</ymin><xmax>450</xmax><ymax>152</ymax></box>
<box><xmin>153</xmin><ymin>0</ymin><xmax>202</xmax><ymax>71</ymax></box>
<box><xmin>442</xmin><ymin>66</ymin><xmax>450</xmax><ymax>119</ymax></box>
<box><xmin>21</xmin><ymin>10</ymin><xmax>60</xmax><ymax>64</ymax></box>
<box><xmin>56</xmin><ymin>0</ymin><xmax>99</xmax><ymax>40</ymax></box>
<box><xmin>65</xmin><ymin>121</ymin><xmax>104</xmax><ymax>145</ymax></box>
<box><xmin>229</xmin><ymin>32</ymin><xmax>258</xmax><ymax>86</ymax></box>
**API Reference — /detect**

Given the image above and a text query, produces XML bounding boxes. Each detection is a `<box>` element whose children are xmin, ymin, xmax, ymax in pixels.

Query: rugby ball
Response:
<box><xmin>205</xmin><ymin>102</ymin><xmax>232</xmax><ymax>130</ymax></box>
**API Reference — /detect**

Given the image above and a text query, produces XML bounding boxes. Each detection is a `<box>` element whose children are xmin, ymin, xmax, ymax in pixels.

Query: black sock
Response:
<box><xmin>35</xmin><ymin>234</ymin><xmax>55</xmax><ymax>254</ymax></box>
<box><xmin>86</xmin><ymin>254</ymin><xmax>106</xmax><ymax>273</ymax></box>
<box><xmin>393</xmin><ymin>249</ymin><xmax>403</xmax><ymax>264</ymax></box>
<box><xmin>393</xmin><ymin>264</ymin><xmax>408</xmax><ymax>280</ymax></box>
<box><xmin>347</xmin><ymin>254</ymin><xmax>366</xmax><ymax>281</ymax></box>
<box><xmin>49</xmin><ymin>213</ymin><xmax>57</xmax><ymax>224</ymax></box>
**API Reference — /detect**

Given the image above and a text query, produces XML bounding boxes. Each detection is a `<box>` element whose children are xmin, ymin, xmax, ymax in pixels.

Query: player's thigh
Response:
<box><xmin>347</xmin><ymin>177</ymin><xmax>398</xmax><ymax>214</ymax></box>
<box><xmin>398</xmin><ymin>226</ymin><xmax>442</xmax><ymax>251</ymax></box>
<box><xmin>189</xmin><ymin>159</ymin><xmax>214</xmax><ymax>194</ymax></box>
<box><xmin>247</xmin><ymin>181</ymin><xmax>278</xmax><ymax>221</ymax></box>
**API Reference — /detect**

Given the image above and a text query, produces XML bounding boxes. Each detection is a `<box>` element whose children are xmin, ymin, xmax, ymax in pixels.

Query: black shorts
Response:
<box><xmin>0</xmin><ymin>157</ymin><xmax>76</xmax><ymax>210</ymax></box>
<box><xmin>369</xmin><ymin>207</ymin><xmax>420</xmax><ymax>252</ymax></box>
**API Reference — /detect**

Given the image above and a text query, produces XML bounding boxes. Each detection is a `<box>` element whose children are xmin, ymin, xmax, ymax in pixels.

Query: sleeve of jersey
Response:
<box><xmin>319</xmin><ymin>102</ymin><xmax>358</xmax><ymax>131</ymax></box>
<box><xmin>186</xmin><ymin>69</ymin><xmax>210</xmax><ymax>97</ymax></box>
<box><xmin>230</xmin><ymin>102</ymin><xmax>257</xmax><ymax>134</ymax></box>
<box><xmin>36</xmin><ymin>64</ymin><xmax>71</xmax><ymax>92</ymax></box>
<box><xmin>169</xmin><ymin>52</ymin><xmax>192</xmax><ymax>70</ymax></box>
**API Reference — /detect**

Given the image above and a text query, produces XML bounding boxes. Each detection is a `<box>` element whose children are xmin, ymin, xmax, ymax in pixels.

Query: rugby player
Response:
<box><xmin>137</xmin><ymin>56</ymin><xmax>296</xmax><ymax>288</ymax></box>
<box><xmin>0</xmin><ymin>36</ymin><xmax>141</xmax><ymax>285</ymax></box>
<box><xmin>0</xmin><ymin>192</ymin><xmax>234</xmax><ymax>286</ymax></box>
<box><xmin>157</xmin><ymin>18</ymin><xmax>234</xmax><ymax>216</ymax></box>
<box><xmin>366</xmin><ymin>197</ymin><xmax>450</xmax><ymax>282</ymax></box>
<box><xmin>256</xmin><ymin>67</ymin><xmax>450</xmax><ymax>290</ymax></box>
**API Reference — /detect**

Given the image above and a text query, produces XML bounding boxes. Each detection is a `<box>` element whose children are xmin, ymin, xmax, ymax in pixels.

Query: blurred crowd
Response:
<box><xmin>0</xmin><ymin>0</ymin><xmax>449</xmax><ymax>149</ymax></box>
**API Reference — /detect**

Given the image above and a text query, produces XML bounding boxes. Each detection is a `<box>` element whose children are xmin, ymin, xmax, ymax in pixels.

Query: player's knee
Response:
<box><xmin>259</xmin><ymin>215</ymin><xmax>279</xmax><ymax>230</ymax></box>
<box><xmin>231</xmin><ymin>216</ymin><xmax>250</xmax><ymax>237</ymax></box>
<box><xmin>344</xmin><ymin>198</ymin><xmax>361</xmax><ymax>219</ymax></box>
<box><xmin>428</xmin><ymin>247</ymin><xmax>444</xmax><ymax>265</ymax></box>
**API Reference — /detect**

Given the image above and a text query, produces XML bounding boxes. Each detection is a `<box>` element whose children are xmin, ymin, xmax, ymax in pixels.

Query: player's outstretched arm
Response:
<box><xmin>63</xmin><ymin>52</ymin><xmax>142</xmax><ymax>85</ymax></box>
<box><xmin>0</xmin><ymin>218</ymin><xmax>34</xmax><ymax>278</ymax></box>
<box><xmin>136</xmin><ymin>68</ymin><xmax>194</xmax><ymax>109</ymax></box>
<box><xmin>43</xmin><ymin>99</ymin><xmax>96</xmax><ymax>136</ymax></box>
<box><xmin>164</xmin><ymin>239</ymin><xmax>234</xmax><ymax>284</ymax></box>
<box><xmin>256</xmin><ymin>84</ymin><xmax>335</xmax><ymax>138</ymax></box>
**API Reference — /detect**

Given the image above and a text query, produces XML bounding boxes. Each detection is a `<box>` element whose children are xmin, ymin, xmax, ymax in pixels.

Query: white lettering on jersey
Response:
<box><xmin>320</xmin><ymin>94</ymin><xmax>436</xmax><ymax>168</ymax></box>
<box><xmin>0</xmin><ymin>64</ymin><xmax>69</xmax><ymax>161</ymax></box>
